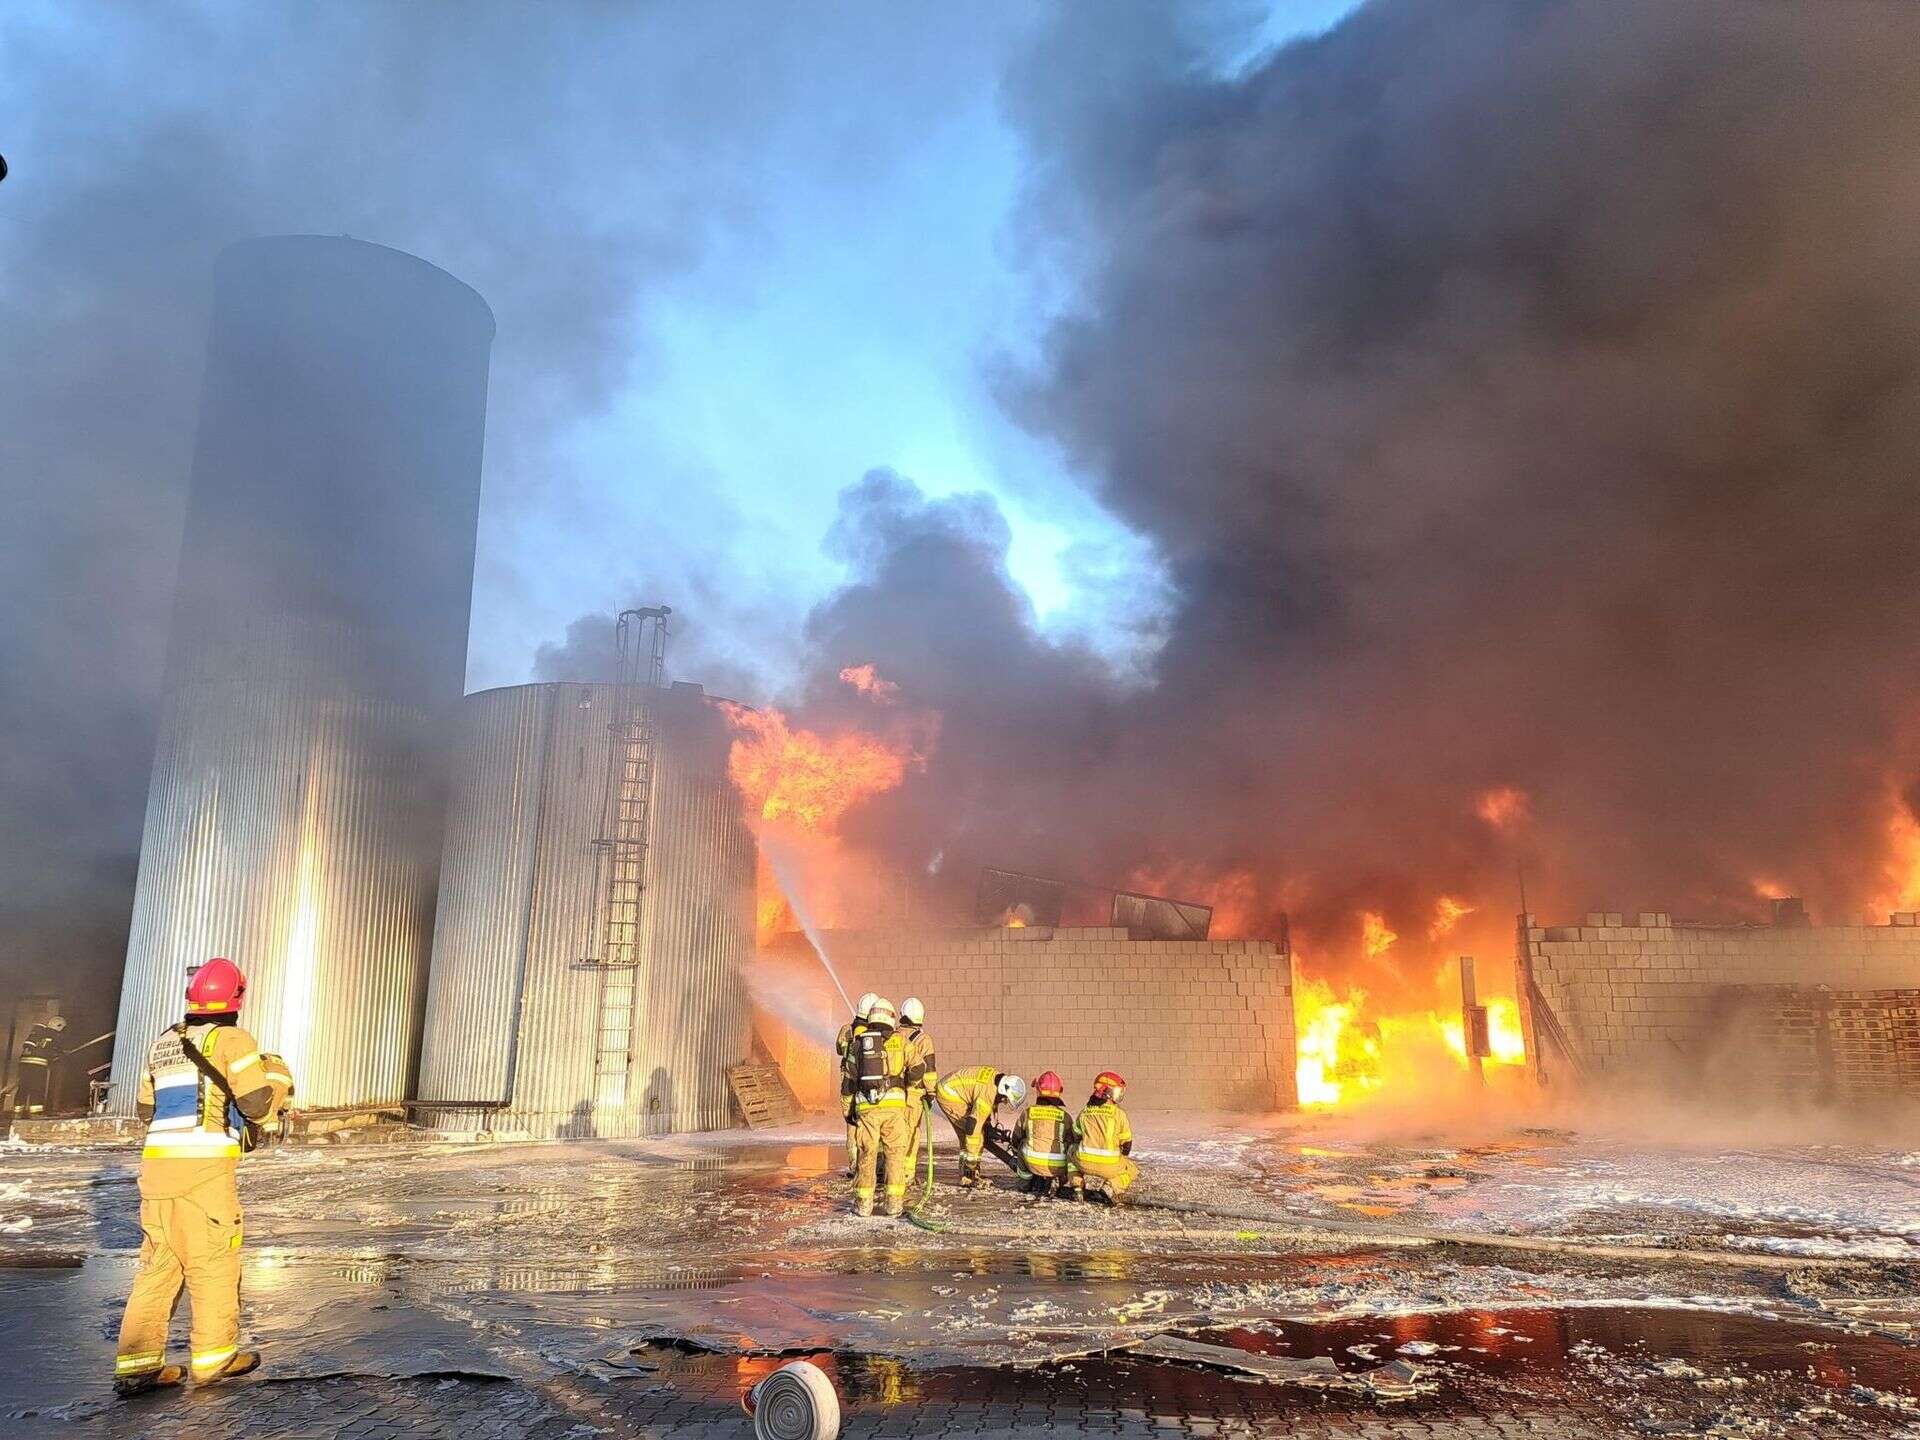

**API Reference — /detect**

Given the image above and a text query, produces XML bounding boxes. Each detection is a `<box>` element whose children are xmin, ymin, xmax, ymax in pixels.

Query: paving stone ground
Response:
<box><xmin>61</xmin><ymin>1351</ymin><xmax>1920</xmax><ymax>1440</ymax></box>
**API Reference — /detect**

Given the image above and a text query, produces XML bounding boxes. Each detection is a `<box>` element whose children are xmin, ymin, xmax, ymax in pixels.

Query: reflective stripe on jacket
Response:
<box><xmin>851</xmin><ymin>1028</ymin><xmax>909</xmax><ymax>1112</ymax></box>
<box><xmin>1017</xmin><ymin>1098</ymin><xmax>1074</xmax><ymax>1174</ymax></box>
<box><xmin>935</xmin><ymin>1065</ymin><xmax>999</xmax><ymax>1126</ymax></box>
<box><xmin>139</xmin><ymin>1023</ymin><xmax>252</xmax><ymax>1164</ymax></box>
<box><xmin>1074</xmin><ymin>1100</ymin><xmax>1132</xmax><ymax>1163</ymax></box>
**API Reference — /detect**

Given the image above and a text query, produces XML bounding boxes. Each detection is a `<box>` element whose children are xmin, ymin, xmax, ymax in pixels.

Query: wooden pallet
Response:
<box><xmin>727</xmin><ymin>1063</ymin><xmax>805</xmax><ymax>1130</ymax></box>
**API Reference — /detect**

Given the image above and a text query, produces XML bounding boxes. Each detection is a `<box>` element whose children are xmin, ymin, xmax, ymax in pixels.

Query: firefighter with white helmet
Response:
<box><xmin>848</xmin><ymin>998</ymin><xmax>913</xmax><ymax>1216</ymax></box>
<box><xmin>114</xmin><ymin>958</ymin><xmax>294</xmax><ymax>1395</ymax></box>
<box><xmin>934</xmin><ymin>1066</ymin><xmax>1028</xmax><ymax>1188</ymax></box>
<box><xmin>897</xmin><ymin>997</ymin><xmax>937</xmax><ymax>1164</ymax></box>
<box><xmin>834</xmin><ymin>993</ymin><xmax>880</xmax><ymax>1178</ymax></box>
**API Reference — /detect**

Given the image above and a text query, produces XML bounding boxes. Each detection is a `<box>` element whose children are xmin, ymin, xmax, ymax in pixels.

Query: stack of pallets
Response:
<box><xmin>726</xmin><ymin>1063</ymin><xmax>805</xmax><ymax>1130</ymax></box>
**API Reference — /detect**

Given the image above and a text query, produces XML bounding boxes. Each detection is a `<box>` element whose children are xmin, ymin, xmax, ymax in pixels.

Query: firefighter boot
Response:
<box><xmin>198</xmin><ymin>1350</ymin><xmax>261</xmax><ymax>1386</ymax></box>
<box><xmin>958</xmin><ymin>1157</ymin><xmax>979</xmax><ymax>1189</ymax></box>
<box><xmin>114</xmin><ymin>1365</ymin><xmax>185</xmax><ymax>1398</ymax></box>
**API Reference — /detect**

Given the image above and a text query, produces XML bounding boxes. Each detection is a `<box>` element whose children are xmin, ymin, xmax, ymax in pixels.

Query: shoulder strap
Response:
<box><xmin>176</xmin><ymin>1025</ymin><xmax>260</xmax><ymax>1144</ymax></box>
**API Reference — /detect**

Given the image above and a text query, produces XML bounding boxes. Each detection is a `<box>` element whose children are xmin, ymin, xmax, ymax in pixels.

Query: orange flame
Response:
<box><xmin>721</xmin><ymin>702</ymin><xmax>921</xmax><ymax>832</ymax></box>
<box><xmin>1361</xmin><ymin>911</ymin><xmax>1398</xmax><ymax>957</ymax></box>
<box><xmin>1428</xmin><ymin>895</ymin><xmax>1475</xmax><ymax>940</ymax></box>
<box><xmin>1294</xmin><ymin>977</ymin><xmax>1528</xmax><ymax>1108</ymax></box>
<box><xmin>1871</xmin><ymin>803</ymin><xmax>1920</xmax><ymax>918</ymax></box>
<box><xmin>722</xmin><ymin>698</ymin><xmax>936</xmax><ymax>945</ymax></box>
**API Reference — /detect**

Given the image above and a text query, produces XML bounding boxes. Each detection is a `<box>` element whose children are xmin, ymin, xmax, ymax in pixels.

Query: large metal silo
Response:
<box><xmin>111</xmin><ymin>236</ymin><xmax>494</xmax><ymax>1112</ymax></box>
<box><xmin>414</xmin><ymin>680</ymin><xmax>755</xmax><ymax>1138</ymax></box>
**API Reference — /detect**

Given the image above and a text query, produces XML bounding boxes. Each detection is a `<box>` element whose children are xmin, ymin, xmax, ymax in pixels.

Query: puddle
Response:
<box><xmin>1190</xmin><ymin>1307</ymin><xmax>1919</xmax><ymax>1390</ymax></box>
<box><xmin>629</xmin><ymin>1305</ymin><xmax>1920</xmax><ymax>1422</ymax></box>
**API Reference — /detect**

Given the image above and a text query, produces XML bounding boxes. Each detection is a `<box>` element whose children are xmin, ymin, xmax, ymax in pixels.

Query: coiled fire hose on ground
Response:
<box><xmin>742</xmin><ymin>1359</ymin><xmax>841</xmax><ymax>1440</ymax></box>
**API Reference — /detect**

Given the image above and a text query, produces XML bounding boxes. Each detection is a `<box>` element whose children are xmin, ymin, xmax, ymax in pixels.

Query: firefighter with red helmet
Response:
<box><xmin>1013</xmin><ymin>1071</ymin><xmax>1075</xmax><ymax>1199</ymax></box>
<box><xmin>1075</xmin><ymin>1071</ymin><xmax>1137</xmax><ymax>1204</ymax></box>
<box><xmin>113</xmin><ymin>958</ymin><xmax>294</xmax><ymax>1396</ymax></box>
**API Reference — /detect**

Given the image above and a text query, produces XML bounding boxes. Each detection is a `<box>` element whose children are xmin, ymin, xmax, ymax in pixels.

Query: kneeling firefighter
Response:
<box><xmin>115</xmin><ymin>958</ymin><xmax>295</xmax><ymax>1395</ymax></box>
<box><xmin>1074</xmin><ymin>1070</ymin><xmax>1137</xmax><ymax>1204</ymax></box>
<box><xmin>934</xmin><ymin>1066</ymin><xmax>1028</xmax><ymax>1187</ymax></box>
<box><xmin>836</xmin><ymin>993</ymin><xmax>879</xmax><ymax>1178</ymax></box>
<box><xmin>849</xmin><ymin>998</ymin><xmax>913</xmax><ymax>1217</ymax></box>
<box><xmin>1014</xmin><ymin>1071</ymin><xmax>1075</xmax><ymax>1198</ymax></box>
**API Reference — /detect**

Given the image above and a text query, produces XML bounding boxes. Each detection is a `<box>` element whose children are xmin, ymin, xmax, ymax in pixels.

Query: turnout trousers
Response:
<box><xmin>853</xmin><ymin>1106</ymin><xmax>912</xmax><ymax>1214</ymax></box>
<box><xmin>115</xmin><ymin>1173</ymin><xmax>243</xmax><ymax>1384</ymax></box>
<box><xmin>1077</xmin><ymin>1153</ymin><xmax>1139</xmax><ymax>1196</ymax></box>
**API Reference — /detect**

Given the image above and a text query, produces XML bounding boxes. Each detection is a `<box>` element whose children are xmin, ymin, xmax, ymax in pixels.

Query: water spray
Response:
<box><xmin>760</xmin><ymin>828</ymin><xmax>855</xmax><ymax>1015</ymax></box>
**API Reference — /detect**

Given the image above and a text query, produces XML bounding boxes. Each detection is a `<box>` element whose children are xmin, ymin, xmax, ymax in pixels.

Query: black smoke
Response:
<box><xmin>774</xmin><ymin>0</ymin><xmax>1920</xmax><ymax>977</ymax></box>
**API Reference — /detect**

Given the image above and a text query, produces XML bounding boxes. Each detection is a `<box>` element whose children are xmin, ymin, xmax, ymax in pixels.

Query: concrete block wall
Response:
<box><xmin>1518</xmin><ymin>913</ymin><xmax>1920</xmax><ymax>1095</ymax></box>
<box><xmin>759</xmin><ymin>926</ymin><xmax>1296</xmax><ymax>1112</ymax></box>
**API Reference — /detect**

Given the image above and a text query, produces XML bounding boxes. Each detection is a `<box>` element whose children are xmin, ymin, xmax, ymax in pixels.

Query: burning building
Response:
<box><xmin>110</xmin><ymin>236</ymin><xmax>494</xmax><ymax>1113</ymax></box>
<box><xmin>413</xmin><ymin>666</ymin><xmax>755</xmax><ymax>1139</ymax></box>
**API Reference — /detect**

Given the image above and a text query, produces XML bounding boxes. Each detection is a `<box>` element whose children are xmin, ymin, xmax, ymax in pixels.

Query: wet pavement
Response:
<box><xmin>3</xmin><ymin>1119</ymin><xmax>1917</xmax><ymax>1436</ymax></box>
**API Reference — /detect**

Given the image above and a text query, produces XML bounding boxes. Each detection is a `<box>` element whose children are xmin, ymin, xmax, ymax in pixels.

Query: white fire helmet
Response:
<box><xmin>996</xmin><ymin>1074</ymin><xmax>1028</xmax><ymax>1108</ymax></box>
<box><xmin>867</xmin><ymin>998</ymin><xmax>897</xmax><ymax>1028</ymax></box>
<box><xmin>900</xmin><ymin>997</ymin><xmax>926</xmax><ymax>1026</ymax></box>
<box><xmin>855</xmin><ymin>992</ymin><xmax>880</xmax><ymax>1020</ymax></box>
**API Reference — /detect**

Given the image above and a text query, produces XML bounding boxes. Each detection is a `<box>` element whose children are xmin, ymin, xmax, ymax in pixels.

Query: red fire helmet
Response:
<box><xmin>1033</xmin><ymin>1070</ymin><xmax>1064</xmax><ymax>1097</ymax></box>
<box><xmin>185</xmin><ymin>958</ymin><xmax>247</xmax><ymax>1016</ymax></box>
<box><xmin>1093</xmin><ymin>1070</ymin><xmax>1126</xmax><ymax>1100</ymax></box>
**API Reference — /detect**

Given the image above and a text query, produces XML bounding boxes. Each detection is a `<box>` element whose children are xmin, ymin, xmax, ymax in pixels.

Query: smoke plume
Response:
<box><xmin>774</xmin><ymin>0</ymin><xmax>1920</xmax><ymax>983</ymax></box>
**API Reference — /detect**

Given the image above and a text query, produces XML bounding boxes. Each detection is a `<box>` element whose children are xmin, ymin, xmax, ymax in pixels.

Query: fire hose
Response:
<box><xmin>742</xmin><ymin>1359</ymin><xmax>841</xmax><ymax>1440</ymax></box>
<box><xmin>904</xmin><ymin>1098</ymin><xmax>944</xmax><ymax>1232</ymax></box>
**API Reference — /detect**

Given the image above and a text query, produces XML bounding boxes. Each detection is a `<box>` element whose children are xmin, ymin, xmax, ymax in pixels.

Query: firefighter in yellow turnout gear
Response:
<box><xmin>934</xmin><ymin>1065</ymin><xmax>1028</xmax><ymax>1187</ymax></box>
<box><xmin>1075</xmin><ymin>1070</ymin><xmax>1138</xmax><ymax>1204</ymax></box>
<box><xmin>114</xmin><ymin>958</ymin><xmax>294</xmax><ymax>1396</ymax></box>
<box><xmin>898</xmin><ymin>997</ymin><xmax>937</xmax><ymax>1162</ymax></box>
<box><xmin>848</xmin><ymin>999</ymin><xmax>913</xmax><ymax>1217</ymax></box>
<box><xmin>835</xmin><ymin>993</ymin><xmax>879</xmax><ymax>1178</ymax></box>
<box><xmin>1014</xmin><ymin>1071</ymin><xmax>1075</xmax><ymax>1198</ymax></box>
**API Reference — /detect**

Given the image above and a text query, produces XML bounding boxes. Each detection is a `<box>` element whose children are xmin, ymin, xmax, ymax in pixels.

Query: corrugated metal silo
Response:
<box><xmin>414</xmin><ymin>680</ymin><xmax>755</xmax><ymax>1138</ymax></box>
<box><xmin>111</xmin><ymin>236</ymin><xmax>494</xmax><ymax>1112</ymax></box>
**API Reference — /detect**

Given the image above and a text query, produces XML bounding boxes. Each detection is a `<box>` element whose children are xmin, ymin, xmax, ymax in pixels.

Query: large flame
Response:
<box><xmin>722</xmin><ymin>666</ymin><xmax>936</xmax><ymax>943</ymax></box>
<box><xmin>722</xmin><ymin>702</ymin><xmax>917</xmax><ymax>832</ymax></box>
<box><xmin>1291</xmin><ymin>905</ymin><xmax>1529</xmax><ymax>1108</ymax></box>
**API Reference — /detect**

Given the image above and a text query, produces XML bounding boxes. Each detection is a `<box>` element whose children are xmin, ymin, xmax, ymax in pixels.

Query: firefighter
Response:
<box><xmin>1074</xmin><ymin>1070</ymin><xmax>1137</xmax><ymax>1204</ymax></box>
<box><xmin>848</xmin><ymin>998</ymin><xmax>912</xmax><ymax>1217</ymax></box>
<box><xmin>835</xmin><ymin>992</ymin><xmax>879</xmax><ymax>1178</ymax></box>
<box><xmin>933</xmin><ymin>1065</ymin><xmax>1027</xmax><ymax>1188</ymax></box>
<box><xmin>16</xmin><ymin>1014</ymin><xmax>67</xmax><ymax>1115</ymax></box>
<box><xmin>114</xmin><ymin>958</ymin><xmax>294</xmax><ymax>1396</ymax></box>
<box><xmin>898</xmin><ymin>997</ymin><xmax>937</xmax><ymax>1169</ymax></box>
<box><xmin>1013</xmin><ymin>1071</ymin><xmax>1075</xmax><ymax>1199</ymax></box>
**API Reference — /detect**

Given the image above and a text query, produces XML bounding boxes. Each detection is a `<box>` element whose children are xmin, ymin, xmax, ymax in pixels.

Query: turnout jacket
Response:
<box><xmin>135</xmin><ymin>1021</ymin><xmax>292</xmax><ymax>1199</ymax></box>
<box><xmin>1015</xmin><ymin>1096</ymin><xmax>1074</xmax><ymax>1175</ymax></box>
<box><xmin>935</xmin><ymin>1065</ymin><xmax>1001</xmax><ymax>1133</ymax></box>
<box><xmin>1073</xmin><ymin>1099</ymin><xmax>1133</xmax><ymax>1167</ymax></box>
<box><xmin>900</xmin><ymin>1024</ymin><xmax>937</xmax><ymax>1100</ymax></box>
